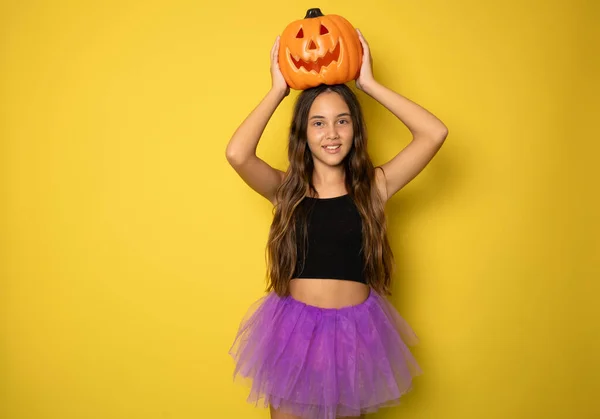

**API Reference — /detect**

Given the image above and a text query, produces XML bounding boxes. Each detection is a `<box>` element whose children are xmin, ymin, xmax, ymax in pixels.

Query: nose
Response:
<box><xmin>326</xmin><ymin>125</ymin><xmax>339</xmax><ymax>139</ymax></box>
<box><xmin>307</xmin><ymin>39</ymin><xmax>317</xmax><ymax>51</ymax></box>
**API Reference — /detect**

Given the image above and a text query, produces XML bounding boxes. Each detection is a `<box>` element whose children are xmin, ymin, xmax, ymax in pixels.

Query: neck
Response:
<box><xmin>311</xmin><ymin>161</ymin><xmax>346</xmax><ymax>187</ymax></box>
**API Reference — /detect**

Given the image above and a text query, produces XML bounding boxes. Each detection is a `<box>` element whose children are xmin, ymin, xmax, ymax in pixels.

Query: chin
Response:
<box><xmin>321</xmin><ymin>155</ymin><xmax>349</xmax><ymax>167</ymax></box>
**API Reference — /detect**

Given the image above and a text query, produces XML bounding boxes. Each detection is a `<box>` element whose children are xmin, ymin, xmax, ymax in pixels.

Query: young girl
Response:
<box><xmin>226</xmin><ymin>30</ymin><xmax>448</xmax><ymax>419</ymax></box>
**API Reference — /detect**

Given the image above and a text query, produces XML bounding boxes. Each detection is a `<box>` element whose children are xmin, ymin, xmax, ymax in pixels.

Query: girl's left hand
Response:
<box><xmin>355</xmin><ymin>29</ymin><xmax>375</xmax><ymax>91</ymax></box>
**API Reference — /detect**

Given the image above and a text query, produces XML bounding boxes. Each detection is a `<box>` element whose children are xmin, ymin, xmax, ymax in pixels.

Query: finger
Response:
<box><xmin>271</xmin><ymin>36</ymin><xmax>279</xmax><ymax>61</ymax></box>
<box><xmin>356</xmin><ymin>28</ymin><xmax>369</xmax><ymax>48</ymax></box>
<box><xmin>275</xmin><ymin>37</ymin><xmax>280</xmax><ymax>60</ymax></box>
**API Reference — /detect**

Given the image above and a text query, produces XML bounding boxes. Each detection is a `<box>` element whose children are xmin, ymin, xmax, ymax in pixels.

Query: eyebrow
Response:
<box><xmin>309</xmin><ymin>113</ymin><xmax>351</xmax><ymax>120</ymax></box>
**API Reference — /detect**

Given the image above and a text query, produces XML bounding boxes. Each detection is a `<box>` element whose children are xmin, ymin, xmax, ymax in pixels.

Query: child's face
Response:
<box><xmin>306</xmin><ymin>91</ymin><xmax>354</xmax><ymax>167</ymax></box>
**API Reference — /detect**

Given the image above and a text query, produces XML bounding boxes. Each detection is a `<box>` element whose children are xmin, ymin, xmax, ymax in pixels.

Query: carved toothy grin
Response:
<box><xmin>288</xmin><ymin>42</ymin><xmax>341</xmax><ymax>74</ymax></box>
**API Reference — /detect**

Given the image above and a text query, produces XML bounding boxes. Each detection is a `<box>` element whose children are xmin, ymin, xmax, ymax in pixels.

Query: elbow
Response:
<box><xmin>225</xmin><ymin>145</ymin><xmax>248</xmax><ymax>167</ymax></box>
<box><xmin>225</xmin><ymin>146</ymin><xmax>239</xmax><ymax>166</ymax></box>
<box><xmin>417</xmin><ymin>129</ymin><xmax>448</xmax><ymax>144</ymax></box>
<box><xmin>432</xmin><ymin>126</ymin><xmax>448</xmax><ymax>143</ymax></box>
<box><xmin>438</xmin><ymin>127</ymin><xmax>449</xmax><ymax>142</ymax></box>
<box><xmin>416</xmin><ymin>124</ymin><xmax>448</xmax><ymax>144</ymax></box>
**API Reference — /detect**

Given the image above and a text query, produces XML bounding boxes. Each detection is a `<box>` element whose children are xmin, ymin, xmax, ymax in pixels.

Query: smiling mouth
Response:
<box><xmin>289</xmin><ymin>42</ymin><xmax>341</xmax><ymax>74</ymax></box>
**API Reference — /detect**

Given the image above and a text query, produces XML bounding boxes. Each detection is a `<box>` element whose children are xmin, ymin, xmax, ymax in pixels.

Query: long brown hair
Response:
<box><xmin>265</xmin><ymin>84</ymin><xmax>394</xmax><ymax>296</ymax></box>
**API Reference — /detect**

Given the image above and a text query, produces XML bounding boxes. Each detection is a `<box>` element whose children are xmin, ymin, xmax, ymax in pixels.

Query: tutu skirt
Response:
<box><xmin>229</xmin><ymin>289</ymin><xmax>422</xmax><ymax>419</ymax></box>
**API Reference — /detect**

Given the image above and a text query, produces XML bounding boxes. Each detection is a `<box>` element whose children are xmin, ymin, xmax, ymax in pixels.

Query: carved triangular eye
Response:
<box><xmin>320</xmin><ymin>24</ymin><xmax>329</xmax><ymax>35</ymax></box>
<box><xmin>296</xmin><ymin>28</ymin><xmax>304</xmax><ymax>38</ymax></box>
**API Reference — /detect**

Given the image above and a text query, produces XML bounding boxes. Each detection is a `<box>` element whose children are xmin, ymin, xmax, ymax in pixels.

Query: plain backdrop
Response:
<box><xmin>1</xmin><ymin>1</ymin><xmax>599</xmax><ymax>418</ymax></box>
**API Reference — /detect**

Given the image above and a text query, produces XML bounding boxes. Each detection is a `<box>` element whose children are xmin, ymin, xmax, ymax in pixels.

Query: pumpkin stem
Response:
<box><xmin>305</xmin><ymin>8</ymin><xmax>324</xmax><ymax>18</ymax></box>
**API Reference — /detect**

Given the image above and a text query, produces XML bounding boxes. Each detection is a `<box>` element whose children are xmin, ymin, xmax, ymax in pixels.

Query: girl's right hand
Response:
<box><xmin>270</xmin><ymin>36</ymin><xmax>290</xmax><ymax>97</ymax></box>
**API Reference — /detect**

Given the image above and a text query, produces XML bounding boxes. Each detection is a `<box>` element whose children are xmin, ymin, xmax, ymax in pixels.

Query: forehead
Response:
<box><xmin>308</xmin><ymin>91</ymin><xmax>350</xmax><ymax>116</ymax></box>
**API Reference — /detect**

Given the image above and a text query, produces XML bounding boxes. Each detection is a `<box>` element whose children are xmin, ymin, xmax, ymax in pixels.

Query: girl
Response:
<box><xmin>225</xmin><ymin>29</ymin><xmax>448</xmax><ymax>419</ymax></box>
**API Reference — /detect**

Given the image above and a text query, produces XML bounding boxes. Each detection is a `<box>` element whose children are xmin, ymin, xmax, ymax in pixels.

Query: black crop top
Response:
<box><xmin>292</xmin><ymin>194</ymin><xmax>366</xmax><ymax>284</ymax></box>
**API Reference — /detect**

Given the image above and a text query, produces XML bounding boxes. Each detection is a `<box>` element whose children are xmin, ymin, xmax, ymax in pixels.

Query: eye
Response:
<box><xmin>338</xmin><ymin>119</ymin><xmax>349</xmax><ymax>124</ymax></box>
<box><xmin>313</xmin><ymin>121</ymin><xmax>323</xmax><ymax>127</ymax></box>
<box><xmin>320</xmin><ymin>24</ymin><xmax>329</xmax><ymax>35</ymax></box>
<box><xmin>296</xmin><ymin>28</ymin><xmax>304</xmax><ymax>38</ymax></box>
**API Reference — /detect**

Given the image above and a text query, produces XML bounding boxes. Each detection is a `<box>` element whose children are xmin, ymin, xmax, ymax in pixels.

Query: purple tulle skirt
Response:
<box><xmin>229</xmin><ymin>289</ymin><xmax>422</xmax><ymax>419</ymax></box>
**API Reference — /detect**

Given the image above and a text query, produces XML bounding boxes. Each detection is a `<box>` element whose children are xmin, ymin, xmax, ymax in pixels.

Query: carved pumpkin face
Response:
<box><xmin>278</xmin><ymin>8</ymin><xmax>362</xmax><ymax>90</ymax></box>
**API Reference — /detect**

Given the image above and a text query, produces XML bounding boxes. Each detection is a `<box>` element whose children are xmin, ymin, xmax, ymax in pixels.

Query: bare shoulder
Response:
<box><xmin>374</xmin><ymin>166</ymin><xmax>388</xmax><ymax>204</ymax></box>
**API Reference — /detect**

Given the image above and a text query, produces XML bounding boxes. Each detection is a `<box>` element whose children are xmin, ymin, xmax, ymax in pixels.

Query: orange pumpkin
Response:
<box><xmin>278</xmin><ymin>8</ymin><xmax>362</xmax><ymax>90</ymax></box>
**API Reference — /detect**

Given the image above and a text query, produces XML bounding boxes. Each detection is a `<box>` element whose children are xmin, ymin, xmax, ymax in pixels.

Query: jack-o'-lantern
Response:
<box><xmin>278</xmin><ymin>8</ymin><xmax>362</xmax><ymax>90</ymax></box>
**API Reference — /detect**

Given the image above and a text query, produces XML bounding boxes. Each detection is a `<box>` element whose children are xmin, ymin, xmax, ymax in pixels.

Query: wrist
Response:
<box><xmin>269</xmin><ymin>86</ymin><xmax>288</xmax><ymax>101</ymax></box>
<box><xmin>358</xmin><ymin>79</ymin><xmax>379</xmax><ymax>95</ymax></box>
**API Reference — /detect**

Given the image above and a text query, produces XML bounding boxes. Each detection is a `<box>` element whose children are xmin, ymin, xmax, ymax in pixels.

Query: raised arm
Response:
<box><xmin>355</xmin><ymin>29</ymin><xmax>449</xmax><ymax>202</ymax></box>
<box><xmin>225</xmin><ymin>37</ymin><xmax>290</xmax><ymax>205</ymax></box>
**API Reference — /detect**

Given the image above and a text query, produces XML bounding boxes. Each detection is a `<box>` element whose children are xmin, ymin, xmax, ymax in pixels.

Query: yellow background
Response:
<box><xmin>1</xmin><ymin>1</ymin><xmax>599</xmax><ymax>418</ymax></box>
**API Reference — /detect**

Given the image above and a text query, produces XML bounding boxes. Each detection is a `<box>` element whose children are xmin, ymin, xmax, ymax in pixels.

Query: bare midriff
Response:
<box><xmin>289</xmin><ymin>278</ymin><xmax>370</xmax><ymax>309</ymax></box>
